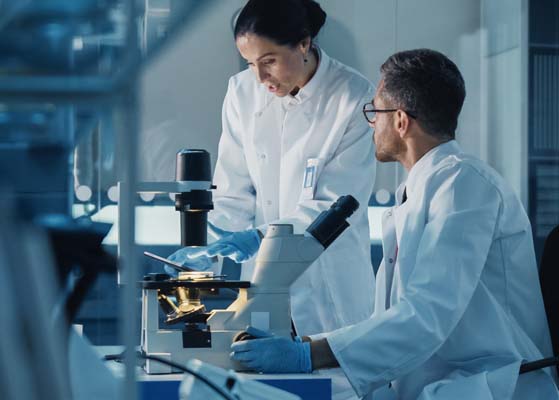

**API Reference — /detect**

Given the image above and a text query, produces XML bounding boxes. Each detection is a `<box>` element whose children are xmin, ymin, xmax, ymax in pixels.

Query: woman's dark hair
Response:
<box><xmin>234</xmin><ymin>0</ymin><xmax>327</xmax><ymax>47</ymax></box>
<box><xmin>380</xmin><ymin>49</ymin><xmax>466</xmax><ymax>140</ymax></box>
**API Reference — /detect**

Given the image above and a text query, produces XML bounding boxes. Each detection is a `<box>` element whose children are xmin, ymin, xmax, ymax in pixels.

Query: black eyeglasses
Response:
<box><xmin>362</xmin><ymin>102</ymin><xmax>417</xmax><ymax>124</ymax></box>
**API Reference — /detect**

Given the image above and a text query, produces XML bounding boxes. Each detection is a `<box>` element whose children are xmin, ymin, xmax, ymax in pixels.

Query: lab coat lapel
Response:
<box><xmin>391</xmin><ymin>202</ymin><xmax>411</xmax><ymax>303</ymax></box>
<box><xmin>393</xmin><ymin>203</ymin><xmax>409</xmax><ymax>253</ymax></box>
<box><xmin>389</xmin><ymin>181</ymin><xmax>417</xmax><ymax>306</ymax></box>
<box><xmin>380</xmin><ymin>207</ymin><xmax>397</xmax><ymax>310</ymax></box>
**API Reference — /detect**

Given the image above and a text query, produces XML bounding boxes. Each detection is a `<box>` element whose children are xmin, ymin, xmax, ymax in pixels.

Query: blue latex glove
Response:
<box><xmin>230</xmin><ymin>326</ymin><xmax>312</xmax><ymax>373</ymax></box>
<box><xmin>164</xmin><ymin>247</ymin><xmax>214</xmax><ymax>275</ymax></box>
<box><xmin>189</xmin><ymin>223</ymin><xmax>262</xmax><ymax>264</ymax></box>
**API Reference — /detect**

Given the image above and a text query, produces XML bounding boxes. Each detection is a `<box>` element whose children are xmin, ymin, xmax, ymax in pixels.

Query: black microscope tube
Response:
<box><xmin>181</xmin><ymin>211</ymin><xmax>208</xmax><ymax>247</ymax></box>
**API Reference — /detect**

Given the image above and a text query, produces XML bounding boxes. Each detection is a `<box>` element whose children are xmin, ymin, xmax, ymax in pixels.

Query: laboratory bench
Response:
<box><xmin>98</xmin><ymin>346</ymin><xmax>332</xmax><ymax>400</ymax></box>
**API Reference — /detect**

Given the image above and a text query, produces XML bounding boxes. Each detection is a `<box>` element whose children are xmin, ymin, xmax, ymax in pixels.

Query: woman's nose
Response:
<box><xmin>255</xmin><ymin>65</ymin><xmax>268</xmax><ymax>83</ymax></box>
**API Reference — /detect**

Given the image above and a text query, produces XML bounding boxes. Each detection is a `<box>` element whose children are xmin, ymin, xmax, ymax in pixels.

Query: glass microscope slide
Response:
<box><xmin>143</xmin><ymin>251</ymin><xmax>194</xmax><ymax>272</ymax></box>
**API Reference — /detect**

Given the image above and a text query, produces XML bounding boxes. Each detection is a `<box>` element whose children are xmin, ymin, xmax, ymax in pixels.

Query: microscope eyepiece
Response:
<box><xmin>306</xmin><ymin>195</ymin><xmax>359</xmax><ymax>248</ymax></box>
<box><xmin>175</xmin><ymin>149</ymin><xmax>212</xmax><ymax>182</ymax></box>
<box><xmin>332</xmin><ymin>194</ymin><xmax>359</xmax><ymax>216</ymax></box>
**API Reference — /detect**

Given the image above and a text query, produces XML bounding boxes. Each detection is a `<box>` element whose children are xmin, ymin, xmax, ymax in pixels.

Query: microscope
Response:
<box><xmin>140</xmin><ymin>154</ymin><xmax>359</xmax><ymax>373</ymax></box>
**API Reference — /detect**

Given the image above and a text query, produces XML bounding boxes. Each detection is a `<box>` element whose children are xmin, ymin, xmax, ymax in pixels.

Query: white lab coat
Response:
<box><xmin>209</xmin><ymin>48</ymin><xmax>376</xmax><ymax>399</ymax></box>
<box><xmin>327</xmin><ymin>141</ymin><xmax>558</xmax><ymax>399</ymax></box>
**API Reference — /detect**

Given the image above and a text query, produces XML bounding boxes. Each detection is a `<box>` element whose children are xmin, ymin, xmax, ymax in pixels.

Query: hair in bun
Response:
<box><xmin>235</xmin><ymin>0</ymin><xmax>327</xmax><ymax>47</ymax></box>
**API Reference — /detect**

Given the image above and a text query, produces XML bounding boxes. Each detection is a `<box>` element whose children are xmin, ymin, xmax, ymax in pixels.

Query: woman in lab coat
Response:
<box><xmin>169</xmin><ymin>0</ymin><xmax>376</xmax><ymax>398</ymax></box>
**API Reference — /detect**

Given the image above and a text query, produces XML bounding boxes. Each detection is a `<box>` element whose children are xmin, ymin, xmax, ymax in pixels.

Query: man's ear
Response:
<box><xmin>393</xmin><ymin>110</ymin><xmax>411</xmax><ymax>139</ymax></box>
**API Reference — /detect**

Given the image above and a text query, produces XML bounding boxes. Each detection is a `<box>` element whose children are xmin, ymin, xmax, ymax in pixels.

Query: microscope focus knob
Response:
<box><xmin>232</xmin><ymin>330</ymin><xmax>257</xmax><ymax>342</ymax></box>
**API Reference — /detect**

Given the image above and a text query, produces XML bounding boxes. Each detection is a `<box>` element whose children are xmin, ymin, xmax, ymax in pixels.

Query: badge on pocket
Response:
<box><xmin>302</xmin><ymin>158</ymin><xmax>321</xmax><ymax>200</ymax></box>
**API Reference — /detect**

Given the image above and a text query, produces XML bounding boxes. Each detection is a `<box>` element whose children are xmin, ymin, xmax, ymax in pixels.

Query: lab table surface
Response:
<box><xmin>97</xmin><ymin>346</ymin><xmax>332</xmax><ymax>400</ymax></box>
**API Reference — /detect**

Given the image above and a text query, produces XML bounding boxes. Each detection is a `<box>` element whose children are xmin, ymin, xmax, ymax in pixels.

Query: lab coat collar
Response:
<box><xmin>403</xmin><ymin>140</ymin><xmax>462</xmax><ymax>200</ymax></box>
<box><xmin>395</xmin><ymin>182</ymin><xmax>407</xmax><ymax>206</ymax></box>
<box><xmin>255</xmin><ymin>91</ymin><xmax>276</xmax><ymax>116</ymax></box>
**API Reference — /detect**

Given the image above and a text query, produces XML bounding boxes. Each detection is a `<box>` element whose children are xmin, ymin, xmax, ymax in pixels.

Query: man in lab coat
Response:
<box><xmin>231</xmin><ymin>48</ymin><xmax>559</xmax><ymax>399</ymax></box>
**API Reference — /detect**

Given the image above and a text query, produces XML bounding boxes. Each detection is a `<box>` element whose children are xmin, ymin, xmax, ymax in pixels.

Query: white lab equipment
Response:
<box><xmin>327</xmin><ymin>141</ymin><xmax>559</xmax><ymax>399</ymax></box>
<box><xmin>179</xmin><ymin>359</ymin><xmax>301</xmax><ymax>400</ymax></box>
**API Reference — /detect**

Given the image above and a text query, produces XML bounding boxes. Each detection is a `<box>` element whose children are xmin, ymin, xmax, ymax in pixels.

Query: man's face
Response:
<box><xmin>236</xmin><ymin>33</ymin><xmax>308</xmax><ymax>98</ymax></box>
<box><xmin>369</xmin><ymin>81</ymin><xmax>405</xmax><ymax>162</ymax></box>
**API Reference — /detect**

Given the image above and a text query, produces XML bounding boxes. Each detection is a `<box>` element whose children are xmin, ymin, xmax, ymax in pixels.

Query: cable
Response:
<box><xmin>102</xmin><ymin>353</ymin><xmax>124</xmax><ymax>362</ymax></box>
<box><xmin>520</xmin><ymin>356</ymin><xmax>559</xmax><ymax>374</ymax></box>
<box><xmin>103</xmin><ymin>351</ymin><xmax>236</xmax><ymax>400</ymax></box>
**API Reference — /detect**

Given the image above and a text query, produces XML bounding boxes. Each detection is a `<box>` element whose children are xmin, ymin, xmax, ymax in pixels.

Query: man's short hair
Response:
<box><xmin>380</xmin><ymin>49</ymin><xmax>466</xmax><ymax>140</ymax></box>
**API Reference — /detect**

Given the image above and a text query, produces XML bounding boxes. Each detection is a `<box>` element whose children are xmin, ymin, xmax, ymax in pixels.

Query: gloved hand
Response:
<box><xmin>164</xmin><ymin>247</ymin><xmax>214</xmax><ymax>275</ymax></box>
<box><xmin>189</xmin><ymin>223</ymin><xmax>262</xmax><ymax>264</ymax></box>
<box><xmin>230</xmin><ymin>326</ymin><xmax>312</xmax><ymax>373</ymax></box>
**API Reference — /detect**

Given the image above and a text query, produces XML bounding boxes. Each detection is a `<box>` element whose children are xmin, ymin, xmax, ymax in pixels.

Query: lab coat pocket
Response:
<box><xmin>301</xmin><ymin>158</ymin><xmax>323</xmax><ymax>200</ymax></box>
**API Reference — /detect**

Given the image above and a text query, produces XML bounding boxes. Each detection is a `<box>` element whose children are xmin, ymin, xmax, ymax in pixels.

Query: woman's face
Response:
<box><xmin>236</xmin><ymin>33</ymin><xmax>309</xmax><ymax>97</ymax></box>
